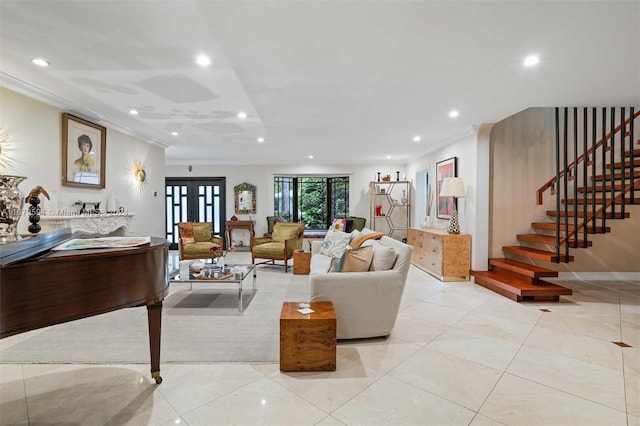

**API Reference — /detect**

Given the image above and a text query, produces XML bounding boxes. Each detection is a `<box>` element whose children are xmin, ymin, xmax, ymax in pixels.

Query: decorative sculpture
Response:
<box><xmin>25</xmin><ymin>185</ymin><xmax>50</xmax><ymax>234</ymax></box>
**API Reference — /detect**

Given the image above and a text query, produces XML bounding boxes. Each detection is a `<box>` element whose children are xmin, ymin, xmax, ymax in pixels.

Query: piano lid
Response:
<box><xmin>0</xmin><ymin>228</ymin><xmax>73</xmax><ymax>266</ymax></box>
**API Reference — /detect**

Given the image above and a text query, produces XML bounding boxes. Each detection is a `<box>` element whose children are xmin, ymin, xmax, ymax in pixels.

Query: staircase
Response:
<box><xmin>471</xmin><ymin>107</ymin><xmax>639</xmax><ymax>302</ymax></box>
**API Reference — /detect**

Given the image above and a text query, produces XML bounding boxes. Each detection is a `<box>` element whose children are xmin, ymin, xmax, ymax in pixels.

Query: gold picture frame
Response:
<box><xmin>234</xmin><ymin>182</ymin><xmax>256</xmax><ymax>214</ymax></box>
<box><xmin>61</xmin><ymin>113</ymin><xmax>106</xmax><ymax>188</ymax></box>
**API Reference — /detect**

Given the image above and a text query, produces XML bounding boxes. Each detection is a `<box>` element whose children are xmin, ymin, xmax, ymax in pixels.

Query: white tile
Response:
<box><xmin>507</xmin><ymin>346</ymin><xmax>627</xmax><ymax>411</ymax></box>
<box><xmin>524</xmin><ymin>323</ymin><xmax>624</xmax><ymax>370</ymax></box>
<box><xmin>454</xmin><ymin>311</ymin><xmax>536</xmax><ymax>344</ymax></box>
<box><xmin>389</xmin><ymin>347</ymin><xmax>502</xmax><ymax>411</ymax></box>
<box><xmin>480</xmin><ymin>373</ymin><xmax>628</xmax><ymax>426</ymax></box>
<box><xmin>267</xmin><ymin>355</ymin><xmax>383</xmax><ymax>413</ymax></box>
<box><xmin>21</xmin><ymin>364</ymin><xmax>180</xmax><ymax>425</ymax></box>
<box><xmin>427</xmin><ymin>327</ymin><xmax>522</xmax><ymax>371</ymax></box>
<box><xmin>0</xmin><ymin>364</ymin><xmax>27</xmax><ymax>426</ymax></box>
<box><xmin>337</xmin><ymin>335</ymin><xmax>423</xmax><ymax>374</ymax></box>
<box><xmin>182</xmin><ymin>377</ymin><xmax>327</xmax><ymax>425</ymax></box>
<box><xmin>400</xmin><ymin>301</ymin><xmax>471</xmax><ymax>327</ymax></box>
<box><xmin>624</xmin><ymin>346</ymin><xmax>640</xmax><ymax>418</ymax></box>
<box><xmin>332</xmin><ymin>375</ymin><xmax>475</xmax><ymax>426</ymax></box>
<box><xmin>391</xmin><ymin>313</ymin><xmax>450</xmax><ymax>346</ymax></box>
<box><xmin>156</xmin><ymin>363</ymin><xmax>265</xmax><ymax>414</ymax></box>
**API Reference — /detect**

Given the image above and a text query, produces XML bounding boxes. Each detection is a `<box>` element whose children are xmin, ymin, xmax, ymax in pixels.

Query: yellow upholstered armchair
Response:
<box><xmin>178</xmin><ymin>222</ymin><xmax>224</xmax><ymax>261</ymax></box>
<box><xmin>251</xmin><ymin>222</ymin><xmax>304</xmax><ymax>272</ymax></box>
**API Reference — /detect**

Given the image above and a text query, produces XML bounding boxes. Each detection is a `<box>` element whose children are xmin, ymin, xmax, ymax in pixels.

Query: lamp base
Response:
<box><xmin>447</xmin><ymin>204</ymin><xmax>460</xmax><ymax>234</ymax></box>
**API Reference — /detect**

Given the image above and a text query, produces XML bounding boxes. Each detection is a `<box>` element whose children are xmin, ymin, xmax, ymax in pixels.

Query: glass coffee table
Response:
<box><xmin>169</xmin><ymin>263</ymin><xmax>256</xmax><ymax>312</ymax></box>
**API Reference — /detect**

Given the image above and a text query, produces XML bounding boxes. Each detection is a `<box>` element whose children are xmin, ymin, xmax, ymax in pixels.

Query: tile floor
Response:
<box><xmin>1</xmin><ymin>250</ymin><xmax>638</xmax><ymax>425</ymax></box>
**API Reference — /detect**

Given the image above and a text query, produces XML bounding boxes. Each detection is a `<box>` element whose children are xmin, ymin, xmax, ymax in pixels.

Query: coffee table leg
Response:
<box><xmin>239</xmin><ymin>281</ymin><xmax>243</xmax><ymax>312</ymax></box>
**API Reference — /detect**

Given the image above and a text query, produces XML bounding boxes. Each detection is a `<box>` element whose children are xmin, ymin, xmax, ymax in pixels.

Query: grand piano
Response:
<box><xmin>0</xmin><ymin>229</ymin><xmax>169</xmax><ymax>383</ymax></box>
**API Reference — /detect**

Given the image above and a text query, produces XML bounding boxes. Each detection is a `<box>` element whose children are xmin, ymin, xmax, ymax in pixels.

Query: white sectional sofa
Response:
<box><xmin>309</xmin><ymin>228</ymin><xmax>413</xmax><ymax>339</ymax></box>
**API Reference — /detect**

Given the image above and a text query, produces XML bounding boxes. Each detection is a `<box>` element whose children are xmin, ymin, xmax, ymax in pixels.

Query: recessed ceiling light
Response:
<box><xmin>524</xmin><ymin>55</ymin><xmax>539</xmax><ymax>67</ymax></box>
<box><xmin>196</xmin><ymin>54</ymin><xmax>211</xmax><ymax>67</ymax></box>
<box><xmin>386</xmin><ymin>155</ymin><xmax>391</xmax><ymax>159</ymax></box>
<box><xmin>31</xmin><ymin>58</ymin><xmax>50</xmax><ymax>67</ymax></box>
<box><xmin>308</xmin><ymin>155</ymin><xmax>314</xmax><ymax>159</ymax></box>
<box><xmin>129</xmin><ymin>109</ymin><xmax>139</xmax><ymax>115</ymax></box>
<box><xmin>449</xmin><ymin>110</ymin><xmax>459</xmax><ymax>118</ymax></box>
<box><xmin>413</xmin><ymin>136</ymin><xmax>421</xmax><ymax>142</ymax></box>
<box><xmin>237</xmin><ymin>111</ymin><xmax>247</xmax><ymax>119</ymax></box>
<box><xmin>171</xmin><ymin>131</ymin><xmax>179</xmax><ymax>136</ymax></box>
<box><xmin>257</xmin><ymin>137</ymin><xmax>265</xmax><ymax>143</ymax></box>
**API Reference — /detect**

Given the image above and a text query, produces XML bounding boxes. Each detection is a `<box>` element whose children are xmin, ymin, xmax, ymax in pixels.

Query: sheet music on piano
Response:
<box><xmin>52</xmin><ymin>236</ymin><xmax>151</xmax><ymax>250</ymax></box>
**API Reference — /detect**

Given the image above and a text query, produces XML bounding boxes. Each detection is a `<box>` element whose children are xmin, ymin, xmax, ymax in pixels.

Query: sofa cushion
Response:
<box><xmin>336</xmin><ymin>245</ymin><xmax>373</xmax><ymax>272</ymax></box>
<box><xmin>350</xmin><ymin>231</ymin><xmax>385</xmax><ymax>248</ymax></box>
<box><xmin>319</xmin><ymin>230</ymin><xmax>351</xmax><ymax>258</ymax></box>
<box><xmin>363</xmin><ymin>240</ymin><xmax>397</xmax><ymax>271</ymax></box>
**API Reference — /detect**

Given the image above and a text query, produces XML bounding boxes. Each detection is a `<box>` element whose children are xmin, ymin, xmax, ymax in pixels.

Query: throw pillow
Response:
<box><xmin>330</xmin><ymin>218</ymin><xmax>347</xmax><ymax>232</ymax></box>
<box><xmin>178</xmin><ymin>223</ymin><xmax>195</xmax><ymax>244</ymax></box>
<box><xmin>319</xmin><ymin>230</ymin><xmax>351</xmax><ymax>258</ymax></box>
<box><xmin>350</xmin><ymin>231</ymin><xmax>386</xmax><ymax>248</ymax></box>
<box><xmin>335</xmin><ymin>245</ymin><xmax>374</xmax><ymax>272</ymax></box>
<box><xmin>363</xmin><ymin>240</ymin><xmax>397</xmax><ymax>271</ymax></box>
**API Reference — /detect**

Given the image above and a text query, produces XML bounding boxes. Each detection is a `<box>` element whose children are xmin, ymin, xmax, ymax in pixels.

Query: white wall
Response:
<box><xmin>165</xmin><ymin>163</ymin><xmax>408</xmax><ymax>237</ymax></box>
<box><xmin>1</xmin><ymin>87</ymin><xmax>166</xmax><ymax>237</ymax></box>
<box><xmin>406</xmin><ymin>128</ymin><xmax>489</xmax><ymax>271</ymax></box>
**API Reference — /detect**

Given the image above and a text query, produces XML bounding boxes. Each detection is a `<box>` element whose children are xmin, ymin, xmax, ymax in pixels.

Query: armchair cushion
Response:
<box><xmin>272</xmin><ymin>225</ymin><xmax>301</xmax><ymax>242</ymax></box>
<box><xmin>252</xmin><ymin>242</ymin><xmax>285</xmax><ymax>257</ymax></box>
<box><xmin>192</xmin><ymin>223</ymin><xmax>213</xmax><ymax>242</ymax></box>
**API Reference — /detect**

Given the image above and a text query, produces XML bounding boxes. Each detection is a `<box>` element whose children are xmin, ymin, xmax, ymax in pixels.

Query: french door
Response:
<box><xmin>165</xmin><ymin>178</ymin><xmax>226</xmax><ymax>250</ymax></box>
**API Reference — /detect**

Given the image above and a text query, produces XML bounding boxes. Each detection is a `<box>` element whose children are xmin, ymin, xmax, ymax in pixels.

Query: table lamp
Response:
<box><xmin>439</xmin><ymin>177</ymin><xmax>465</xmax><ymax>234</ymax></box>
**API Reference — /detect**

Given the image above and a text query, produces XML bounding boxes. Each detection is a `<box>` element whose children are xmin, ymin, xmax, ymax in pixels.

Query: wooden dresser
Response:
<box><xmin>407</xmin><ymin>227</ymin><xmax>471</xmax><ymax>281</ymax></box>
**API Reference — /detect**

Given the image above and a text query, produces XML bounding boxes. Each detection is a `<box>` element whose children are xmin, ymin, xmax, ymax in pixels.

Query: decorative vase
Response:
<box><xmin>0</xmin><ymin>175</ymin><xmax>26</xmax><ymax>243</ymax></box>
<box><xmin>401</xmin><ymin>189</ymin><xmax>408</xmax><ymax>205</ymax></box>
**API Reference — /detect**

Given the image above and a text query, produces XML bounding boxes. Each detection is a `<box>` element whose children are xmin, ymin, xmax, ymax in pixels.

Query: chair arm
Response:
<box><xmin>211</xmin><ymin>236</ymin><xmax>223</xmax><ymax>246</ymax></box>
<box><xmin>251</xmin><ymin>237</ymin><xmax>272</xmax><ymax>248</ymax></box>
<box><xmin>284</xmin><ymin>237</ymin><xmax>303</xmax><ymax>256</ymax></box>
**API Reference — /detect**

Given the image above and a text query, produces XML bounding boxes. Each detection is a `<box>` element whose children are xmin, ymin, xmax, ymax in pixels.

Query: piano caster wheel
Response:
<box><xmin>152</xmin><ymin>371</ymin><xmax>162</xmax><ymax>384</ymax></box>
<box><xmin>155</xmin><ymin>376</ymin><xmax>163</xmax><ymax>384</ymax></box>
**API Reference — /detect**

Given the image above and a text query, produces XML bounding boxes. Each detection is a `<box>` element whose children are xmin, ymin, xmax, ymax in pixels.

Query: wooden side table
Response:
<box><xmin>293</xmin><ymin>250</ymin><xmax>311</xmax><ymax>275</ymax></box>
<box><xmin>279</xmin><ymin>301</ymin><xmax>336</xmax><ymax>371</ymax></box>
<box><xmin>225</xmin><ymin>220</ymin><xmax>254</xmax><ymax>250</ymax></box>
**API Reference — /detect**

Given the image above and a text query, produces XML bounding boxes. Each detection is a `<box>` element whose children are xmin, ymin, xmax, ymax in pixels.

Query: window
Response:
<box><xmin>274</xmin><ymin>176</ymin><xmax>349</xmax><ymax>230</ymax></box>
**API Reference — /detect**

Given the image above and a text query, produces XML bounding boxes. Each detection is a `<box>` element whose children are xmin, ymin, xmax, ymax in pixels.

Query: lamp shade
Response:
<box><xmin>439</xmin><ymin>177</ymin><xmax>465</xmax><ymax>198</ymax></box>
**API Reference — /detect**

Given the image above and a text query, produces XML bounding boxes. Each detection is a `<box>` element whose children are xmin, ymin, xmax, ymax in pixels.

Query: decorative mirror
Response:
<box><xmin>234</xmin><ymin>182</ymin><xmax>256</xmax><ymax>214</ymax></box>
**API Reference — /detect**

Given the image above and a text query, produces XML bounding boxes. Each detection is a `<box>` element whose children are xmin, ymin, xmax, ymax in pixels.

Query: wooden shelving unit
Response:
<box><xmin>369</xmin><ymin>180</ymin><xmax>410</xmax><ymax>241</ymax></box>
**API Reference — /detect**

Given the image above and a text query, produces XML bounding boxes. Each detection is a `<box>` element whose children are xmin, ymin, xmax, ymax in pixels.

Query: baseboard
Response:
<box><xmin>555</xmin><ymin>272</ymin><xmax>640</xmax><ymax>281</ymax></box>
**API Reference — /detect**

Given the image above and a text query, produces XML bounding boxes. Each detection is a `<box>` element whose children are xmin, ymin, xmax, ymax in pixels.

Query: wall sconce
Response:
<box><xmin>131</xmin><ymin>160</ymin><xmax>147</xmax><ymax>189</ymax></box>
<box><xmin>0</xmin><ymin>127</ymin><xmax>13</xmax><ymax>171</ymax></box>
<box><xmin>439</xmin><ymin>177</ymin><xmax>465</xmax><ymax>234</ymax></box>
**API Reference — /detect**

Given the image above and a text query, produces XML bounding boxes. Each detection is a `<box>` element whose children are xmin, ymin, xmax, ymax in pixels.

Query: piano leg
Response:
<box><xmin>147</xmin><ymin>301</ymin><xmax>163</xmax><ymax>384</ymax></box>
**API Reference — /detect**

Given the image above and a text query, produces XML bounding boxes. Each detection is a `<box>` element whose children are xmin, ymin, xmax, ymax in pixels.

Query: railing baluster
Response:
<box><xmin>582</xmin><ymin>107</ymin><xmax>588</xmax><ymax>246</ymax></box>
<box><xmin>602</xmin><ymin>107</ymin><xmax>607</xmax><ymax>232</ymax></box>
<box><xmin>621</xmin><ymin>107</ymin><xmax>626</xmax><ymax>216</ymax></box>
<box><xmin>573</xmin><ymin>107</ymin><xmax>578</xmax><ymax>248</ymax></box>
<box><xmin>631</xmin><ymin>107</ymin><xmax>636</xmax><ymax>204</ymax></box>
<box><xmin>591</xmin><ymin>108</ymin><xmax>597</xmax><ymax>233</ymax></box>
<box><xmin>563</xmin><ymin>107</ymin><xmax>569</xmax><ymax>262</ymax></box>
<box><xmin>555</xmin><ymin>107</ymin><xmax>561</xmax><ymax>262</ymax></box>
<box><xmin>610</xmin><ymin>108</ymin><xmax>616</xmax><ymax>218</ymax></box>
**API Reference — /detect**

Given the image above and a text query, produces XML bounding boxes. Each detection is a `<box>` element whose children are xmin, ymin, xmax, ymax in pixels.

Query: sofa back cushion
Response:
<box><xmin>363</xmin><ymin>240</ymin><xmax>397</xmax><ymax>271</ymax></box>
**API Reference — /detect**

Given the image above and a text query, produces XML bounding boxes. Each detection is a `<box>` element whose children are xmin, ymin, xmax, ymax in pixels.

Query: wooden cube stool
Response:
<box><xmin>279</xmin><ymin>301</ymin><xmax>336</xmax><ymax>371</ymax></box>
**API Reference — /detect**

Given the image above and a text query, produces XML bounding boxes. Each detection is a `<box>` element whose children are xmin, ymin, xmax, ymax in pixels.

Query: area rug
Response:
<box><xmin>0</xmin><ymin>263</ymin><xmax>310</xmax><ymax>364</ymax></box>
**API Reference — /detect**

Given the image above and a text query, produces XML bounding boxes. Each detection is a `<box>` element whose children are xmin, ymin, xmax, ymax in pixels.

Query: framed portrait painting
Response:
<box><xmin>61</xmin><ymin>113</ymin><xmax>106</xmax><ymax>188</ymax></box>
<box><xmin>436</xmin><ymin>156</ymin><xmax>457</xmax><ymax>219</ymax></box>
